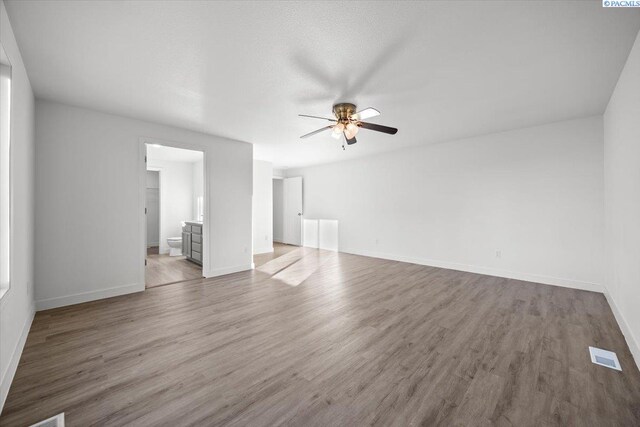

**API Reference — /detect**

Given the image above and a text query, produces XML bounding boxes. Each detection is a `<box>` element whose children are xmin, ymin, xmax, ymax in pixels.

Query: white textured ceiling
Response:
<box><xmin>5</xmin><ymin>1</ymin><xmax>640</xmax><ymax>168</ymax></box>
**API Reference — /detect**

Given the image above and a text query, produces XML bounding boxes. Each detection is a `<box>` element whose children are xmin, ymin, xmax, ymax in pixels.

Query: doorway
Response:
<box><xmin>282</xmin><ymin>176</ymin><xmax>303</xmax><ymax>246</ymax></box>
<box><xmin>273</xmin><ymin>178</ymin><xmax>284</xmax><ymax>244</ymax></box>
<box><xmin>144</xmin><ymin>143</ymin><xmax>205</xmax><ymax>288</ymax></box>
<box><xmin>146</xmin><ymin>170</ymin><xmax>160</xmax><ymax>254</ymax></box>
<box><xmin>272</xmin><ymin>176</ymin><xmax>303</xmax><ymax>247</ymax></box>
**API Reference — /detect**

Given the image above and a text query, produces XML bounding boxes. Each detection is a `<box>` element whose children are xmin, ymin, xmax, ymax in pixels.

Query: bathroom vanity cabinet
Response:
<box><xmin>182</xmin><ymin>221</ymin><xmax>203</xmax><ymax>266</ymax></box>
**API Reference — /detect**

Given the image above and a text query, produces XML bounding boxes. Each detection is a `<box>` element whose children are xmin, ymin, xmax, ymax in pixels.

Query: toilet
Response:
<box><xmin>167</xmin><ymin>237</ymin><xmax>182</xmax><ymax>256</ymax></box>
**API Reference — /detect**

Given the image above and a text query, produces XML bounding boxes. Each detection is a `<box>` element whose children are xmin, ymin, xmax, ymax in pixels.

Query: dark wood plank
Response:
<box><xmin>2</xmin><ymin>248</ymin><xmax>639</xmax><ymax>426</ymax></box>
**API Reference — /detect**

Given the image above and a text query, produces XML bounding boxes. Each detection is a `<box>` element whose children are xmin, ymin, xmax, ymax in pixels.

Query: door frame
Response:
<box><xmin>138</xmin><ymin>137</ymin><xmax>209</xmax><ymax>287</ymax></box>
<box><xmin>145</xmin><ymin>167</ymin><xmax>162</xmax><ymax>252</ymax></box>
<box><xmin>272</xmin><ymin>176</ymin><xmax>284</xmax><ymax>244</ymax></box>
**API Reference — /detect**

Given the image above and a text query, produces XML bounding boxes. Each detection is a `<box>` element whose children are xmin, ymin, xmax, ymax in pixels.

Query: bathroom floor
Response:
<box><xmin>145</xmin><ymin>253</ymin><xmax>203</xmax><ymax>288</ymax></box>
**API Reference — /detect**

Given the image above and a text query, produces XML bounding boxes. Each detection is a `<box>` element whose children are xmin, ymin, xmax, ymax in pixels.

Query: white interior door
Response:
<box><xmin>283</xmin><ymin>176</ymin><xmax>303</xmax><ymax>246</ymax></box>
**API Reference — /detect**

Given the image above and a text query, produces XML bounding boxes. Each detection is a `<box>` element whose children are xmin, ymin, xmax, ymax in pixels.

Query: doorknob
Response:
<box><xmin>298</xmin><ymin>213</ymin><xmax>302</xmax><ymax>216</ymax></box>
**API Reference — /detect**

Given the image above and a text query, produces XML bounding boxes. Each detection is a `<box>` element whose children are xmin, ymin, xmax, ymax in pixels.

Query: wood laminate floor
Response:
<box><xmin>145</xmin><ymin>253</ymin><xmax>203</xmax><ymax>288</ymax></box>
<box><xmin>253</xmin><ymin>242</ymin><xmax>299</xmax><ymax>268</ymax></box>
<box><xmin>2</xmin><ymin>247</ymin><xmax>639</xmax><ymax>426</ymax></box>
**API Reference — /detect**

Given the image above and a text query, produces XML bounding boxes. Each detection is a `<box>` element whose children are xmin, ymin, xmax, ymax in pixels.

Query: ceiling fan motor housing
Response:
<box><xmin>333</xmin><ymin>103</ymin><xmax>357</xmax><ymax>123</ymax></box>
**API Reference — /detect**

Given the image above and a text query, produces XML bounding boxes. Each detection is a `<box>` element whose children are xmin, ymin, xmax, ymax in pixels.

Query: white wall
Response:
<box><xmin>289</xmin><ymin>116</ymin><xmax>604</xmax><ymax>291</ymax></box>
<box><xmin>252</xmin><ymin>160</ymin><xmax>273</xmax><ymax>254</ymax></box>
<box><xmin>35</xmin><ymin>100</ymin><xmax>253</xmax><ymax>310</ymax></box>
<box><xmin>0</xmin><ymin>1</ymin><xmax>35</xmax><ymax>410</ymax></box>
<box><xmin>273</xmin><ymin>178</ymin><xmax>284</xmax><ymax>243</ymax></box>
<box><xmin>146</xmin><ymin>170</ymin><xmax>159</xmax><ymax>188</ymax></box>
<box><xmin>193</xmin><ymin>158</ymin><xmax>203</xmax><ymax>221</ymax></box>
<box><xmin>146</xmin><ymin>158</ymin><xmax>195</xmax><ymax>254</ymax></box>
<box><xmin>604</xmin><ymin>30</ymin><xmax>640</xmax><ymax>366</ymax></box>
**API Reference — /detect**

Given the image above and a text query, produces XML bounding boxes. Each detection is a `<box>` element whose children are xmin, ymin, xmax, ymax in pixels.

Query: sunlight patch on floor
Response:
<box><xmin>272</xmin><ymin>250</ymin><xmax>338</xmax><ymax>287</ymax></box>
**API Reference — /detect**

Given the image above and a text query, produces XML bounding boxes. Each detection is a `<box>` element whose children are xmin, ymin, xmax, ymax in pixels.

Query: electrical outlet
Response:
<box><xmin>265</xmin><ymin>235</ymin><xmax>268</xmax><ymax>241</ymax></box>
<box><xmin>496</xmin><ymin>250</ymin><xmax>501</xmax><ymax>259</ymax></box>
<box><xmin>375</xmin><ymin>238</ymin><xmax>379</xmax><ymax>245</ymax></box>
<box><xmin>244</xmin><ymin>247</ymin><xmax>248</xmax><ymax>253</ymax></box>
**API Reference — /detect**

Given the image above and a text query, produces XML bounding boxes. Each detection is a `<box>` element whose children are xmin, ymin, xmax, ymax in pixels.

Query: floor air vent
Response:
<box><xmin>589</xmin><ymin>346</ymin><xmax>621</xmax><ymax>371</ymax></box>
<box><xmin>30</xmin><ymin>413</ymin><xmax>65</xmax><ymax>427</ymax></box>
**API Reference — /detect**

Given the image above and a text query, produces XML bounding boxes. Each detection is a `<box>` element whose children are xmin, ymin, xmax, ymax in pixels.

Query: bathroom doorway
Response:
<box><xmin>146</xmin><ymin>170</ymin><xmax>160</xmax><ymax>255</ymax></box>
<box><xmin>144</xmin><ymin>143</ymin><xmax>205</xmax><ymax>288</ymax></box>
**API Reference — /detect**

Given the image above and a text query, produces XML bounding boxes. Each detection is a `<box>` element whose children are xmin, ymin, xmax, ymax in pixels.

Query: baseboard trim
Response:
<box><xmin>35</xmin><ymin>283</ymin><xmax>144</xmax><ymax>311</ymax></box>
<box><xmin>340</xmin><ymin>247</ymin><xmax>604</xmax><ymax>293</ymax></box>
<box><xmin>253</xmin><ymin>247</ymin><xmax>274</xmax><ymax>255</ymax></box>
<box><xmin>208</xmin><ymin>264</ymin><xmax>253</xmax><ymax>278</ymax></box>
<box><xmin>603</xmin><ymin>290</ymin><xmax>640</xmax><ymax>371</ymax></box>
<box><xmin>1</xmin><ymin>302</ymin><xmax>35</xmax><ymax>412</ymax></box>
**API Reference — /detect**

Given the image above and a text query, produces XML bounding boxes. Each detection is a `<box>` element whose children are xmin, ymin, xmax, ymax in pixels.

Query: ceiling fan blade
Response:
<box><xmin>344</xmin><ymin>132</ymin><xmax>357</xmax><ymax>145</ymax></box>
<box><xmin>300</xmin><ymin>126</ymin><xmax>333</xmax><ymax>139</ymax></box>
<box><xmin>299</xmin><ymin>114</ymin><xmax>337</xmax><ymax>122</ymax></box>
<box><xmin>358</xmin><ymin>121</ymin><xmax>398</xmax><ymax>135</ymax></box>
<box><xmin>351</xmin><ymin>107</ymin><xmax>380</xmax><ymax>121</ymax></box>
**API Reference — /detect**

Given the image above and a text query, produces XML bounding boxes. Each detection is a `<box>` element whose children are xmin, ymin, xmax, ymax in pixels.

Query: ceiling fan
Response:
<box><xmin>299</xmin><ymin>103</ymin><xmax>398</xmax><ymax>149</ymax></box>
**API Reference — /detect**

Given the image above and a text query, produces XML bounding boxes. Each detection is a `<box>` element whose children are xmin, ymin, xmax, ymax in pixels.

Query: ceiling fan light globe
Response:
<box><xmin>331</xmin><ymin>123</ymin><xmax>345</xmax><ymax>139</ymax></box>
<box><xmin>346</xmin><ymin>122</ymin><xmax>359</xmax><ymax>136</ymax></box>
